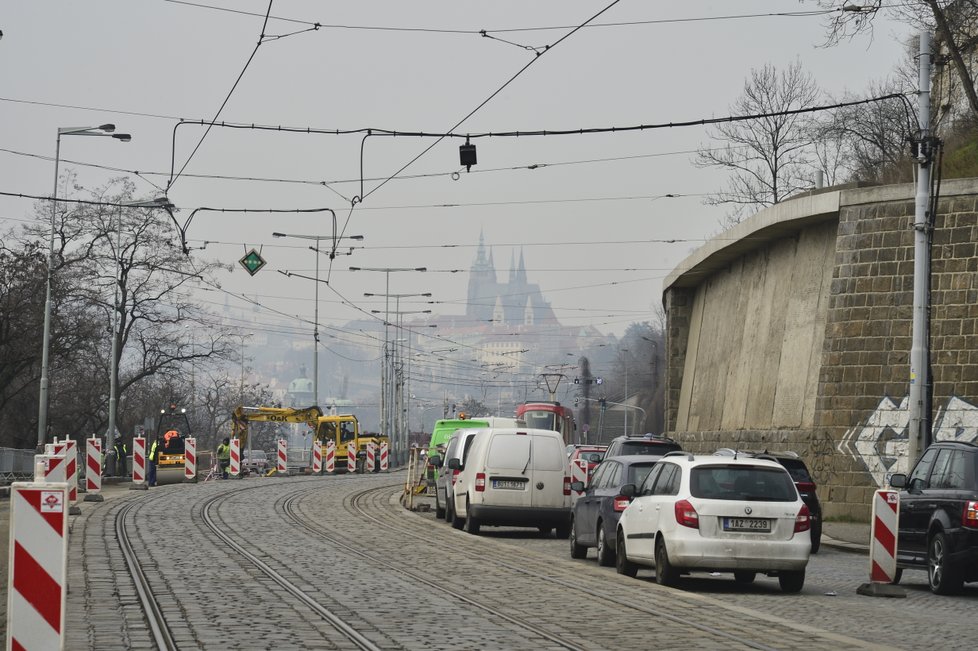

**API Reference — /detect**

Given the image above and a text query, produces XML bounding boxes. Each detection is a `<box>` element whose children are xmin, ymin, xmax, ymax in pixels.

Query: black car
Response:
<box><xmin>889</xmin><ymin>440</ymin><xmax>978</xmax><ymax>594</ymax></box>
<box><xmin>604</xmin><ymin>434</ymin><xmax>682</xmax><ymax>458</ymax></box>
<box><xmin>715</xmin><ymin>449</ymin><xmax>823</xmax><ymax>553</ymax></box>
<box><xmin>569</xmin><ymin>455</ymin><xmax>662</xmax><ymax>566</ymax></box>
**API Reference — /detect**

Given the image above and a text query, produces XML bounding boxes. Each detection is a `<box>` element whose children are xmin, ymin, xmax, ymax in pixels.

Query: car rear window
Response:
<box><xmin>690</xmin><ymin>466</ymin><xmax>797</xmax><ymax>501</ymax></box>
<box><xmin>619</xmin><ymin>441</ymin><xmax>681</xmax><ymax>455</ymax></box>
<box><xmin>778</xmin><ymin>459</ymin><xmax>813</xmax><ymax>483</ymax></box>
<box><xmin>626</xmin><ymin>462</ymin><xmax>657</xmax><ymax>487</ymax></box>
<box><xmin>532</xmin><ymin>436</ymin><xmax>564</xmax><ymax>471</ymax></box>
<box><xmin>487</xmin><ymin>434</ymin><xmax>530</xmax><ymax>470</ymax></box>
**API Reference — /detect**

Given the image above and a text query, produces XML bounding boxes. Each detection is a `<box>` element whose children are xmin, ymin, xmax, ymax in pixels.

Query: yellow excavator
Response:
<box><xmin>231</xmin><ymin>405</ymin><xmax>389</xmax><ymax>472</ymax></box>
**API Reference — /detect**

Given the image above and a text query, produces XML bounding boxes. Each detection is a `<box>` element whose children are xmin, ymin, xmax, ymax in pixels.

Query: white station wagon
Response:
<box><xmin>616</xmin><ymin>452</ymin><xmax>811</xmax><ymax>592</ymax></box>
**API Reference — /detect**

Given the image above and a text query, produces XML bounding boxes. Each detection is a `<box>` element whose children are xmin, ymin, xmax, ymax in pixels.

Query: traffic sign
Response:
<box><xmin>239</xmin><ymin>249</ymin><xmax>267</xmax><ymax>276</ymax></box>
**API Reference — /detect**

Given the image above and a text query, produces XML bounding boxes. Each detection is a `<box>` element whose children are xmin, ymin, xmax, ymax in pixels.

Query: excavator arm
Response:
<box><xmin>231</xmin><ymin>405</ymin><xmax>324</xmax><ymax>449</ymax></box>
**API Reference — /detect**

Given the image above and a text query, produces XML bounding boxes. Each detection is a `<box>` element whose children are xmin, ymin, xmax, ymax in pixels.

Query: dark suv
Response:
<box><xmin>715</xmin><ymin>449</ymin><xmax>823</xmax><ymax>553</ymax></box>
<box><xmin>604</xmin><ymin>434</ymin><xmax>681</xmax><ymax>458</ymax></box>
<box><xmin>889</xmin><ymin>440</ymin><xmax>978</xmax><ymax>594</ymax></box>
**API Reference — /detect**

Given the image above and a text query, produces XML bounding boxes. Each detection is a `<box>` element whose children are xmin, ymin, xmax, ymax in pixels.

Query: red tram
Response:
<box><xmin>515</xmin><ymin>401</ymin><xmax>576</xmax><ymax>445</ymax></box>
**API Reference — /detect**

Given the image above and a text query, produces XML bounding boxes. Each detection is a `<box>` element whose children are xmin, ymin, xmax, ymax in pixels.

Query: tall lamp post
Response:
<box><xmin>273</xmin><ymin>231</ymin><xmax>364</xmax><ymax>406</ymax></box>
<box><xmin>106</xmin><ymin>197</ymin><xmax>173</xmax><ymax>454</ymax></box>
<box><xmin>38</xmin><ymin>124</ymin><xmax>131</xmax><ymax>450</ymax></box>
<box><xmin>350</xmin><ymin>266</ymin><xmax>426</xmax><ymax>461</ymax></box>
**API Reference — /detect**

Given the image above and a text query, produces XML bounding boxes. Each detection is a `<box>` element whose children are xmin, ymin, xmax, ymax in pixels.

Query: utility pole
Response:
<box><xmin>908</xmin><ymin>30</ymin><xmax>934</xmax><ymax>467</ymax></box>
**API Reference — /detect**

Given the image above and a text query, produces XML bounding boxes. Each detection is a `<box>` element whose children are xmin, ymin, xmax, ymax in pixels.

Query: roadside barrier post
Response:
<box><xmin>347</xmin><ymin>442</ymin><xmax>356</xmax><ymax>474</ymax></box>
<box><xmin>366</xmin><ymin>442</ymin><xmax>376</xmax><ymax>473</ymax></box>
<box><xmin>570</xmin><ymin>459</ymin><xmax>587</xmax><ymax>501</ymax></box>
<box><xmin>53</xmin><ymin>440</ymin><xmax>80</xmax><ymax>515</ymax></box>
<box><xmin>380</xmin><ymin>441</ymin><xmax>389</xmax><ymax>472</ymax></box>
<box><xmin>184</xmin><ymin>437</ymin><xmax>197</xmax><ymax>483</ymax></box>
<box><xmin>84</xmin><ymin>438</ymin><xmax>104</xmax><ymax>502</ymax></box>
<box><xmin>325</xmin><ymin>440</ymin><xmax>335</xmax><ymax>474</ymax></box>
<box><xmin>40</xmin><ymin>454</ymin><xmax>67</xmax><ymax>486</ymax></box>
<box><xmin>312</xmin><ymin>439</ymin><xmax>322</xmax><ymax>475</ymax></box>
<box><xmin>277</xmin><ymin>439</ymin><xmax>288</xmax><ymax>475</ymax></box>
<box><xmin>130</xmin><ymin>436</ymin><xmax>148</xmax><ymax>490</ymax></box>
<box><xmin>6</xmin><ymin>482</ymin><xmax>69</xmax><ymax>651</ymax></box>
<box><xmin>229</xmin><ymin>438</ymin><xmax>241</xmax><ymax>478</ymax></box>
<box><xmin>857</xmin><ymin>489</ymin><xmax>906</xmax><ymax>597</ymax></box>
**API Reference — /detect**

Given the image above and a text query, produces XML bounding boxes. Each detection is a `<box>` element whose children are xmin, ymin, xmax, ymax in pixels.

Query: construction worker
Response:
<box><xmin>148</xmin><ymin>437</ymin><xmax>160</xmax><ymax>487</ymax></box>
<box><xmin>113</xmin><ymin>435</ymin><xmax>127</xmax><ymax>477</ymax></box>
<box><xmin>217</xmin><ymin>437</ymin><xmax>231</xmax><ymax>479</ymax></box>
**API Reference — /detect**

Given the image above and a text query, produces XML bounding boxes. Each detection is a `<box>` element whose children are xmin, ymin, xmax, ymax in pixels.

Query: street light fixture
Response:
<box><xmin>38</xmin><ymin>124</ymin><xmax>131</xmax><ymax>450</ymax></box>
<box><xmin>106</xmin><ymin>197</ymin><xmax>173</xmax><ymax>456</ymax></box>
<box><xmin>273</xmin><ymin>230</ymin><xmax>365</xmax><ymax>406</ymax></box>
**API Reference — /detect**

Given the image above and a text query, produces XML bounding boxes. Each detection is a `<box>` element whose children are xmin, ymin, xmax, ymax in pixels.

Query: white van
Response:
<box><xmin>448</xmin><ymin>427</ymin><xmax>571</xmax><ymax>537</ymax></box>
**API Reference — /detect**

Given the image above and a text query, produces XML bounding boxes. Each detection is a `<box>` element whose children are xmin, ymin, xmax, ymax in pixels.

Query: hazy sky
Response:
<box><xmin>1</xmin><ymin>1</ymin><xmax>910</xmax><ymax>349</ymax></box>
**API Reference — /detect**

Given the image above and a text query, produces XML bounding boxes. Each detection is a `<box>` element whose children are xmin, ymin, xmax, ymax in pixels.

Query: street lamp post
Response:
<box><xmin>274</xmin><ymin>231</ymin><xmax>364</xmax><ymax>406</ymax></box>
<box><xmin>106</xmin><ymin>197</ymin><xmax>173</xmax><ymax>456</ymax></box>
<box><xmin>38</xmin><ymin>124</ymin><xmax>131</xmax><ymax>450</ymax></box>
<box><xmin>351</xmin><ymin>266</ymin><xmax>426</xmax><ymax>462</ymax></box>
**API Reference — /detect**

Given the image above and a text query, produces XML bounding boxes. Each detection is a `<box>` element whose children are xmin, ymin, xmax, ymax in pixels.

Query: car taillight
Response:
<box><xmin>796</xmin><ymin>481</ymin><xmax>816</xmax><ymax>493</ymax></box>
<box><xmin>451</xmin><ymin>469</ymin><xmax>459</xmax><ymax>486</ymax></box>
<box><xmin>475</xmin><ymin>472</ymin><xmax>486</xmax><ymax>492</ymax></box>
<box><xmin>794</xmin><ymin>503</ymin><xmax>811</xmax><ymax>533</ymax></box>
<box><xmin>964</xmin><ymin>501</ymin><xmax>978</xmax><ymax>528</ymax></box>
<box><xmin>613</xmin><ymin>496</ymin><xmax>631</xmax><ymax>512</ymax></box>
<box><xmin>674</xmin><ymin>499</ymin><xmax>699</xmax><ymax>528</ymax></box>
<box><xmin>563</xmin><ymin>476</ymin><xmax>571</xmax><ymax>495</ymax></box>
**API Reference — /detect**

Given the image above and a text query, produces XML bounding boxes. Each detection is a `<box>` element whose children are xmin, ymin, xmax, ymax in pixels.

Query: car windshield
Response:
<box><xmin>579</xmin><ymin>452</ymin><xmax>604</xmax><ymax>463</ymax></box>
<box><xmin>626</xmin><ymin>462</ymin><xmax>657</xmax><ymax>486</ymax></box>
<box><xmin>619</xmin><ymin>441</ymin><xmax>681</xmax><ymax>455</ymax></box>
<box><xmin>690</xmin><ymin>466</ymin><xmax>797</xmax><ymax>501</ymax></box>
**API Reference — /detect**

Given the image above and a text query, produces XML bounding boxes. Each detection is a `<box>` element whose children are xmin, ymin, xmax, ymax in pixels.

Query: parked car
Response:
<box><xmin>616</xmin><ymin>452</ymin><xmax>811</xmax><ymax>592</ymax></box>
<box><xmin>604</xmin><ymin>434</ymin><xmax>682</xmax><ymax>458</ymax></box>
<box><xmin>242</xmin><ymin>449</ymin><xmax>269</xmax><ymax>474</ymax></box>
<box><xmin>889</xmin><ymin>440</ymin><xmax>978</xmax><ymax>594</ymax></box>
<box><xmin>449</xmin><ymin>427</ymin><xmax>571</xmax><ymax>537</ymax></box>
<box><xmin>432</xmin><ymin>428</ymin><xmax>481</xmax><ymax>521</ymax></box>
<box><xmin>570</xmin><ymin>455</ymin><xmax>661</xmax><ymax>566</ymax></box>
<box><xmin>568</xmin><ymin>445</ymin><xmax>607</xmax><ymax>474</ymax></box>
<box><xmin>715</xmin><ymin>449</ymin><xmax>823</xmax><ymax>553</ymax></box>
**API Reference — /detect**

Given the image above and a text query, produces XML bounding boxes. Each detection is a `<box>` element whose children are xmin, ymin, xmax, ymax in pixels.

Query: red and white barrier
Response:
<box><xmin>570</xmin><ymin>459</ymin><xmax>588</xmax><ymax>494</ymax></box>
<box><xmin>870</xmin><ymin>489</ymin><xmax>900</xmax><ymax>583</ymax></box>
<box><xmin>83</xmin><ymin>438</ymin><xmax>104</xmax><ymax>503</ymax></box>
<box><xmin>6</xmin><ymin>482</ymin><xmax>69</xmax><ymax>651</ymax></box>
<box><xmin>380</xmin><ymin>441</ymin><xmax>389</xmax><ymax>471</ymax></box>
<box><xmin>53</xmin><ymin>440</ymin><xmax>78</xmax><ymax>507</ymax></box>
<box><xmin>38</xmin><ymin>454</ymin><xmax>66</xmax><ymax>485</ymax></box>
<box><xmin>325</xmin><ymin>440</ymin><xmax>336</xmax><ymax>473</ymax></box>
<box><xmin>130</xmin><ymin>436</ymin><xmax>147</xmax><ymax>490</ymax></box>
<box><xmin>312</xmin><ymin>439</ymin><xmax>323</xmax><ymax>474</ymax></box>
<box><xmin>347</xmin><ymin>442</ymin><xmax>356</xmax><ymax>473</ymax></box>
<box><xmin>366</xmin><ymin>442</ymin><xmax>376</xmax><ymax>472</ymax></box>
<box><xmin>229</xmin><ymin>438</ymin><xmax>241</xmax><ymax>478</ymax></box>
<box><xmin>277</xmin><ymin>439</ymin><xmax>288</xmax><ymax>474</ymax></box>
<box><xmin>184</xmin><ymin>437</ymin><xmax>197</xmax><ymax>482</ymax></box>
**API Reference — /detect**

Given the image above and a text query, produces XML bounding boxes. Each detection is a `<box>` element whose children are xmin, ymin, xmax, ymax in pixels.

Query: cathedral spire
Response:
<box><xmin>516</xmin><ymin>247</ymin><xmax>527</xmax><ymax>284</ymax></box>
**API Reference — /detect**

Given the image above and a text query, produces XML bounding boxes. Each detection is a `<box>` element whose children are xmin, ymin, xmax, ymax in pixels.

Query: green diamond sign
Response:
<box><xmin>239</xmin><ymin>249</ymin><xmax>267</xmax><ymax>276</ymax></box>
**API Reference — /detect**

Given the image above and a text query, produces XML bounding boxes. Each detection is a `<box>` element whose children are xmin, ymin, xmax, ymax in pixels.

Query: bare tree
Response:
<box><xmin>819</xmin><ymin>1</ymin><xmax>978</xmax><ymax>125</ymax></box>
<box><xmin>696</xmin><ymin>61</ymin><xmax>821</xmax><ymax>226</ymax></box>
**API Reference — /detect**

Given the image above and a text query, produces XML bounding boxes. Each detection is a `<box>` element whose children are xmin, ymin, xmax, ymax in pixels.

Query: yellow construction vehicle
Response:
<box><xmin>231</xmin><ymin>406</ymin><xmax>390</xmax><ymax>473</ymax></box>
<box><xmin>153</xmin><ymin>403</ymin><xmax>212</xmax><ymax>484</ymax></box>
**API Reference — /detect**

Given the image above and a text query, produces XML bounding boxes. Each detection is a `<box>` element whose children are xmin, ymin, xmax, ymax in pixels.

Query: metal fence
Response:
<box><xmin>0</xmin><ymin>447</ymin><xmax>38</xmax><ymax>485</ymax></box>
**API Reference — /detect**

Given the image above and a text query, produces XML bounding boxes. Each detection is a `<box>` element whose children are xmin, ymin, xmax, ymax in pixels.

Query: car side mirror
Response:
<box><xmin>447</xmin><ymin>458</ymin><xmax>461</xmax><ymax>470</ymax></box>
<box><xmin>619</xmin><ymin>483</ymin><xmax>636</xmax><ymax>499</ymax></box>
<box><xmin>570</xmin><ymin>480</ymin><xmax>585</xmax><ymax>492</ymax></box>
<box><xmin>889</xmin><ymin>473</ymin><xmax>906</xmax><ymax>489</ymax></box>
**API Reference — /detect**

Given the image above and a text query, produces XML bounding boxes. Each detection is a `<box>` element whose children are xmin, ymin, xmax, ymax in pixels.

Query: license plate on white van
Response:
<box><xmin>492</xmin><ymin>480</ymin><xmax>525</xmax><ymax>490</ymax></box>
<box><xmin>723</xmin><ymin>517</ymin><xmax>771</xmax><ymax>532</ymax></box>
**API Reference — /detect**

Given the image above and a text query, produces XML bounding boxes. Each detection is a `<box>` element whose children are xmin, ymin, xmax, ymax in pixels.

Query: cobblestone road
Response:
<box><xmin>4</xmin><ymin>472</ymin><xmax>975</xmax><ymax>649</ymax></box>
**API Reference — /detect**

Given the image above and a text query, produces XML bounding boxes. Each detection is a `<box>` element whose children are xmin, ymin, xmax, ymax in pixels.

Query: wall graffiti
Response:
<box><xmin>838</xmin><ymin>395</ymin><xmax>978</xmax><ymax>488</ymax></box>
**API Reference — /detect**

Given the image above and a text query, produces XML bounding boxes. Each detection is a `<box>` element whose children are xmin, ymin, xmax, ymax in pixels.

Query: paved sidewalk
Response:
<box><xmin>823</xmin><ymin>520</ymin><xmax>871</xmax><ymax>553</ymax></box>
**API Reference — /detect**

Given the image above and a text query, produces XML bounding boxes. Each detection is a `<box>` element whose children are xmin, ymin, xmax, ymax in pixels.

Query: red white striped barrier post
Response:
<box><xmin>130</xmin><ymin>436</ymin><xmax>148</xmax><ymax>490</ymax></box>
<box><xmin>312</xmin><ymin>439</ymin><xmax>323</xmax><ymax>475</ymax></box>
<box><xmin>379</xmin><ymin>441</ymin><xmax>389</xmax><ymax>471</ymax></box>
<box><xmin>857</xmin><ymin>489</ymin><xmax>906</xmax><ymax>597</ymax></box>
<box><xmin>229</xmin><ymin>438</ymin><xmax>241</xmax><ymax>478</ymax></box>
<box><xmin>184</xmin><ymin>437</ymin><xmax>197</xmax><ymax>483</ymax></box>
<box><xmin>570</xmin><ymin>459</ymin><xmax>588</xmax><ymax>502</ymax></box>
<box><xmin>39</xmin><ymin>454</ymin><xmax>66</xmax><ymax>485</ymax></box>
<box><xmin>83</xmin><ymin>438</ymin><xmax>104</xmax><ymax>502</ymax></box>
<box><xmin>53</xmin><ymin>440</ymin><xmax>80</xmax><ymax>514</ymax></box>
<box><xmin>366</xmin><ymin>442</ymin><xmax>376</xmax><ymax>473</ymax></box>
<box><xmin>325</xmin><ymin>440</ymin><xmax>335</xmax><ymax>474</ymax></box>
<box><xmin>347</xmin><ymin>442</ymin><xmax>356</xmax><ymax>474</ymax></box>
<box><xmin>6</xmin><ymin>482</ymin><xmax>69</xmax><ymax>651</ymax></box>
<box><xmin>277</xmin><ymin>439</ymin><xmax>288</xmax><ymax>475</ymax></box>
